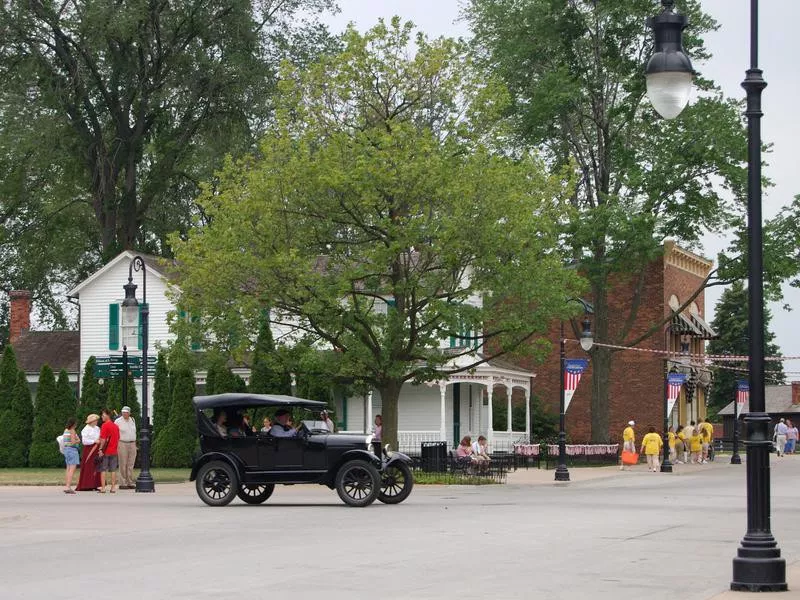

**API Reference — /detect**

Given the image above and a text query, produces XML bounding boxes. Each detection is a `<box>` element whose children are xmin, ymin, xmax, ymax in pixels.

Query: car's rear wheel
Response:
<box><xmin>237</xmin><ymin>483</ymin><xmax>275</xmax><ymax>505</ymax></box>
<box><xmin>378</xmin><ymin>462</ymin><xmax>414</xmax><ymax>504</ymax></box>
<box><xmin>335</xmin><ymin>460</ymin><xmax>381</xmax><ymax>507</ymax></box>
<box><xmin>196</xmin><ymin>460</ymin><xmax>238</xmax><ymax>507</ymax></box>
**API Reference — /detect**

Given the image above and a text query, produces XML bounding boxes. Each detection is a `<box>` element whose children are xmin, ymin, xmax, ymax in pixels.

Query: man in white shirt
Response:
<box><xmin>321</xmin><ymin>410</ymin><xmax>335</xmax><ymax>433</ymax></box>
<box><xmin>774</xmin><ymin>418</ymin><xmax>789</xmax><ymax>457</ymax></box>
<box><xmin>115</xmin><ymin>406</ymin><xmax>137</xmax><ymax>489</ymax></box>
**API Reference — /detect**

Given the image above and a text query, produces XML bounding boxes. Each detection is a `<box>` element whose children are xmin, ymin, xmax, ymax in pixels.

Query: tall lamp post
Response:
<box><xmin>646</xmin><ymin>0</ymin><xmax>785</xmax><ymax>591</ymax></box>
<box><xmin>122</xmin><ymin>256</ymin><xmax>155</xmax><ymax>493</ymax></box>
<box><xmin>555</xmin><ymin>298</ymin><xmax>594</xmax><ymax>482</ymax></box>
<box><xmin>661</xmin><ymin>326</ymin><xmax>676</xmax><ymax>473</ymax></box>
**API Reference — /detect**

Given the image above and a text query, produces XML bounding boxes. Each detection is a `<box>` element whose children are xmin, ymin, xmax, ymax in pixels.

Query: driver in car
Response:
<box><xmin>269</xmin><ymin>409</ymin><xmax>300</xmax><ymax>438</ymax></box>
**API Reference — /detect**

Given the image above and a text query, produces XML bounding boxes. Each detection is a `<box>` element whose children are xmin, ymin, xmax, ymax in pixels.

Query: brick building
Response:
<box><xmin>519</xmin><ymin>242</ymin><xmax>716</xmax><ymax>443</ymax></box>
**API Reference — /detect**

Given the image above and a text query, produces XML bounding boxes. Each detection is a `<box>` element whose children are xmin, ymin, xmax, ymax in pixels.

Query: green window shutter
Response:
<box><xmin>109</xmin><ymin>304</ymin><xmax>119</xmax><ymax>350</ymax></box>
<box><xmin>137</xmin><ymin>303</ymin><xmax>148</xmax><ymax>350</ymax></box>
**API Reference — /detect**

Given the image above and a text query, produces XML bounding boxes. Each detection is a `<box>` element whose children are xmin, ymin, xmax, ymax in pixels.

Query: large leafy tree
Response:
<box><xmin>172</xmin><ymin>19</ymin><xmax>582</xmax><ymax>450</ymax></box>
<box><xmin>0</xmin><ymin>0</ymin><xmax>337</xmax><ymax>263</ymax></box>
<box><xmin>706</xmin><ymin>281</ymin><xmax>785</xmax><ymax>418</ymax></box>
<box><xmin>0</xmin><ymin>370</ymin><xmax>34</xmax><ymax>466</ymax></box>
<box><xmin>466</xmin><ymin>0</ymin><xmax>753</xmax><ymax>441</ymax></box>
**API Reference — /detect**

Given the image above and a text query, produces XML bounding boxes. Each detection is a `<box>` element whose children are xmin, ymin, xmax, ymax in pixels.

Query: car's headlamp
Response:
<box><xmin>384</xmin><ymin>444</ymin><xmax>394</xmax><ymax>459</ymax></box>
<box><xmin>365</xmin><ymin>434</ymin><xmax>374</xmax><ymax>453</ymax></box>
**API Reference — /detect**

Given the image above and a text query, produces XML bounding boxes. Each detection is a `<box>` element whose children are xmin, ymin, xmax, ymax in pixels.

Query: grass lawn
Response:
<box><xmin>0</xmin><ymin>468</ymin><xmax>190</xmax><ymax>486</ymax></box>
<box><xmin>412</xmin><ymin>471</ymin><xmax>501</xmax><ymax>485</ymax></box>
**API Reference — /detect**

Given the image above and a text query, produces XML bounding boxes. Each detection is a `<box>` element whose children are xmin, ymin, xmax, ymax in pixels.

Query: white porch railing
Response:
<box><xmin>398</xmin><ymin>431</ymin><xmax>442</xmax><ymax>453</ymax></box>
<box><xmin>490</xmin><ymin>431</ymin><xmax>529</xmax><ymax>451</ymax></box>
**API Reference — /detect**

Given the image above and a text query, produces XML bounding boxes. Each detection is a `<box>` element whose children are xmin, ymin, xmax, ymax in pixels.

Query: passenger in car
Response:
<box><xmin>260</xmin><ymin>417</ymin><xmax>272</xmax><ymax>433</ymax></box>
<box><xmin>269</xmin><ymin>409</ymin><xmax>300</xmax><ymax>438</ymax></box>
<box><xmin>214</xmin><ymin>410</ymin><xmax>228</xmax><ymax>438</ymax></box>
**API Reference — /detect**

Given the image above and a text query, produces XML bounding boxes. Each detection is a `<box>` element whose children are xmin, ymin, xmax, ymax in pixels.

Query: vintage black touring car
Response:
<box><xmin>190</xmin><ymin>393</ymin><xmax>413</xmax><ymax>507</ymax></box>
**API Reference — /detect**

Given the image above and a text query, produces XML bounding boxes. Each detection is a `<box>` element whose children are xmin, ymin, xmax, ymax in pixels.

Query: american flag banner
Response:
<box><xmin>564</xmin><ymin>359</ymin><xmax>589</xmax><ymax>413</ymax></box>
<box><xmin>736</xmin><ymin>380</ymin><xmax>749</xmax><ymax>407</ymax></box>
<box><xmin>667</xmin><ymin>372</ymin><xmax>687</xmax><ymax>417</ymax></box>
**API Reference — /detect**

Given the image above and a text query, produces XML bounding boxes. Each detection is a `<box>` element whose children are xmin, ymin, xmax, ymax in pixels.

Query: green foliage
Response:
<box><xmin>0</xmin><ymin>344</ymin><xmax>18</xmax><ymax>416</ymax></box>
<box><xmin>28</xmin><ymin>365</ymin><xmax>61</xmax><ymax>467</ymax></box>
<box><xmin>466</xmin><ymin>0</ymin><xmax>751</xmax><ymax>441</ymax></box>
<box><xmin>249</xmin><ymin>313</ymin><xmax>292</xmax><ymax>395</ymax></box>
<box><xmin>78</xmin><ymin>357</ymin><xmax>101</xmax><ymax>424</ymax></box>
<box><xmin>0</xmin><ymin>371</ymin><xmax>34</xmax><ymax>466</ymax></box>
<box><xmin>204</xmin><ymin>354</ymin><xmax>238</xmax><ymax>395</ymax></box>
<box><xmin>171</xmin><ymin>19</ymin><xmax>581</xmax><ymax>449</ymax></box>
<box><xmin>54</xmin><ymin>369</ymin><xmax>78</xmax><ymax>426</ymax></box>
<box><xmin>152</xmin><ymin>353</ymin><xmax>171</xmax><ymax>439</ymax></box>
<box><xmin>531</xmin><ymin>396</ymin><xmax>559</xmax><ymax>442</ymax></box>
<box><xmin>706</xmin><ymin>281</ymin><xmax>785</xmax><ymax>415</ymax></box>
<box><xmin>152</xmin><ymin>362</ymin><xmax>196</xmax><ymax>468</ymax></box>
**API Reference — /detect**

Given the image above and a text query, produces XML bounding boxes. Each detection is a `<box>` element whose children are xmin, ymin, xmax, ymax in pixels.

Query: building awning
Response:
<box><xmin>672</xmin><ymin>312</ymin><xmax>703</xmax><ymax>336</ymax></box>
<box><xmin>689</xmin><ymin>312</ymin><xmax>717</xmax><ymax>339</ymax></box>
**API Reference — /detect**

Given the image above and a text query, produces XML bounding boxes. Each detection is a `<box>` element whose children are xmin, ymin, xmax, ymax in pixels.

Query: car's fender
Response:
<box><xmin>382</xmin><ymin>450</ymin><xmax>412</xmax><ymax>469</ymax></box>
<box><xmin>324</xmin><ymin>449</ymin><xmax>382</xmax><ymax>485</ymax></box>
<box><xmin>190</xmin><ymin>451</ymin><xmax>246</xmax><ymax>482</ymax></box>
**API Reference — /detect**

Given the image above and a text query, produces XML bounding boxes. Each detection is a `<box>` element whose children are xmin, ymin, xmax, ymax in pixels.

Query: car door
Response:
<box><xmin>272</xmin><ymin>437</ymin><xmax>305</xmax><ymax>469</ymax></box>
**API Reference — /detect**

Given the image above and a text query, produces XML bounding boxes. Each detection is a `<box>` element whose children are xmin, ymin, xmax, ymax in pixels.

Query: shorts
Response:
<box><xmin>64</xmin><ymin>446</ymin><xmax>80</xmax><ymax>466</ymax></box>
<box><xmin>99</xmin><ymin>454</ymin><xmax>119</xmax><ymax>472</ymax></box>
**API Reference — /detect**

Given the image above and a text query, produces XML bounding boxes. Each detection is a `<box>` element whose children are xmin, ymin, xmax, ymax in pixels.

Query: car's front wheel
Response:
<box><xmin>335</xmin><ymin>460</ymin><xmax>381</xmax><ymax>507</ymax></box>
<box><xmin>237</xmin><ymin>483</ymin><xmax>275</xmax><ymax>505</ymax></box>
<box><xmin>196</xmin><ymin>460</ymin><xmax>238</xmax><ymax>507</ymax></box>
<box><xmin>378</xmin><ymin>462</ymin><xmax>414</xmax><ymax>504</ymax></box>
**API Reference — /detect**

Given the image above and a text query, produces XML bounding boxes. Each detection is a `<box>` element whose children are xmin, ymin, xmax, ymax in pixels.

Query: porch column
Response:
<box><xmin>487</xmin><ymin>378</ymin><xmax>494</xmax><ymax>446</ymax></box>
<box><xmin>366</xmin><ymin>390</ymin><xmax>373</xmax><ymax>434</ymax></box>
<box><xmin>525</xmin><ymin>387</ymin><xmax>531</xmax><ymax>443</ymax></box>
<box><xmin>439</xmin><ymin>382</ymin><xmax>447</xmax><ymax>443</ymax></box>
<box><xmin>506</xmin><ymin>384</ymin><xmax>513</xmax><ymax>432</ymax></box>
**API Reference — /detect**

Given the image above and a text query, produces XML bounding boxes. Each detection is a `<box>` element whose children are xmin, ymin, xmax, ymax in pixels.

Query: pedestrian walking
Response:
<box><xmin>699</xmin><ymin>418</ymin><xmax>714</xmax><ymax>463</ymax></box>
<box><xmin>774</xmin><ymin>418</ymin><xmax>789</xmax><ymax>457</ymax></box>
<box><xmin>682</xmin><ymin>421</ymin><xmax>695</xmax><ymax>463</ymax></box>
<box><xmin>115</xmin><ymin>406</ymin><xmax>137</xmax><ymax>489</ymax></box>
<box><xmin>640</xmin><ymin>426</ymin><xmax>663</xmax><ymax>472</ymax></box>
<box><xmin>675</xmin><ymin>424</ymin><xmax>686</xmax><ymax>464</ymax></box>
<box><xmin>689</xmin><ymin>427</ymin><xmax>702</xmax><ymax>464</ymax></box>
<box><xmin>668</xmin><ymin>426</ymin><xmax>677</xmax><ymax>464</ymax></box>
<box><xmin>61</xmin><ymin>418</ymin><xmax>80</xmax><ymax>494</ymax></box>
<box><xmin>97</xmin><ymin>409</ymin><xmax>120</xmax><ymax>494</ymax></box>
<box><xmin>76</xmin><ymin>414</ymin><xmax>102</xmax><ymax>491</ymax></box>
<box><xmin>620</xmin><ymin>420</ymin><xmax>636</xmax><ymax>470</ymax></box>
<box><xmin>785</xmin><ymin>419</ymin><xmax>797</xmax><ymax>454</ymax></box>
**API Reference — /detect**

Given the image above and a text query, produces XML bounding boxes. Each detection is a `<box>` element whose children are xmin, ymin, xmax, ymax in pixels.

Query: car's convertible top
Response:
<box><xmin>192</xmin><ymin>393</ymin><xmax>327</xmax><ymax>411</ymax></box>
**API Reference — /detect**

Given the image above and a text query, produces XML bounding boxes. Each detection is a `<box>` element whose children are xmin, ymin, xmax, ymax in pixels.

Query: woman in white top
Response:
<box><xmin>76</xmin><ymin>414</ymin><xmax>102</xmax><ymax>491</ymax></box>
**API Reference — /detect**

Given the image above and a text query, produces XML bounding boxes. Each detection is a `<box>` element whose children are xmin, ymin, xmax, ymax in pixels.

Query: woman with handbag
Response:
<box><xmin>76</xmin><ymin>414</ymin><xmax>102</xmax><ymax>491</ymax></box>
<box><xmin>62</xmin><ymin>419</ymin><xmax>81</xmax><ymax>494</ymax></box>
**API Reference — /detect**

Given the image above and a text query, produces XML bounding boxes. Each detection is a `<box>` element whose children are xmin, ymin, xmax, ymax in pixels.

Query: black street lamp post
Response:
<box><xmin>661</xmin><ymin>327</ymin><xmax>675</xmax><ymax>473</ymax></box>
<box><xmin>555</xmin><ymin>299</ymin><xmax>594</xmax><ymax>483</ymax></box>
<box><xmin>122</xmin><ymin>256</ymin><xmax>155</xmax><ymax>493</ymax></box>
<box><xmin>646</xmin><ymin>0</ymin><xmax>785</xmax><ymax>591</ymax></box>
<box><xmin>731</xmin><ymin>388</ymin><xmax>742</xmax><ymax>465</ymax></box>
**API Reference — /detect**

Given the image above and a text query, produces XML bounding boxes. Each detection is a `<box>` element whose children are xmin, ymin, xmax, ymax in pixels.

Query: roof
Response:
<box><xmin>718</xmin><ymin>385</ymin><xmax>800</xmax><ymax>416</ymax></box>
<box><xmin>67</xmin><ymin>251</ymin><xmax>175</xmax><ymax>297</ymax></box>
<box><xmin>192</xmin><ymin>393</ymin><xmax>327</xmax><ymax>411</ymax></box>
<box><xmin>13</xmin><ymin>331</ymin><xmax>80</xmax><ymax>374</ymax></box>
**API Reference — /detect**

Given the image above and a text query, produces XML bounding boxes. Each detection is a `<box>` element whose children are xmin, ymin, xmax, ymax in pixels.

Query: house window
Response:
<box><xmin>109</xmin><ymin>303</ymin><xmax>147</xmax><ymax>351</ymax></box>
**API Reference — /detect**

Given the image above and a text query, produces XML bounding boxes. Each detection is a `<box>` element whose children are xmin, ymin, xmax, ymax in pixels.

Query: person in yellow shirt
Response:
<box><xmin>699</xmin><ymin>418</ymin><xmax>714</xmax><ymax>463</ymax></box>
<box><xmin>621</xmin><ymin>420</ymin><xmax>636</xmax><ymax>470</ymax></box>
<box><xmin>640</xmin><ymin>426</ymin><xmax>663</xmax><ymax>472</ymax></box>
<box><xmin>667</xmin><ymin>426</ymin><xmax>677</xmax><ymax>464</ymax></box>
<box><xmin>675</xmin><ymin>425</ymin><xmax>686</xmax><ymax>464</ymax></box>
<box><xmin>689</xmin><ymin>427</ymin><xmax>703</xmax><ymax>464</ymax></box>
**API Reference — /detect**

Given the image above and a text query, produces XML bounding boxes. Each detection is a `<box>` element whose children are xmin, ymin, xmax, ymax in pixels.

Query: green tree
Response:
<box><xmin>78</xmin><ymin>356</ymin><xmax>101</xmax><ymax>423</ymax></box>
<box><xmin>706</xmin><ymin>281</ymin><xmax>785</xmax><ymax>418</ymax></box>
<box><xmin>0</xmin><ymin>344</ymin><xmax>18</xmax><ymax>416</ymax></box>
<box><xmin>466</xmin><ymin>0</ymin><xmax>751</xmax><ymax>441</ymax></box>
<box><xmin>171</xmin><ymin>20</ymin><xmax>581</xmax><ymax>450</ymax></box>
<box><xmin>0</xmin><ymin>370</ymin><xmax>34</xmax><ymax>466</ymax></box>
<box><xmin>152</xmin><ymin>357</ymin><xmax>196</xmax><ymax>468</ymax></box>
<box><xmin>28</xmin><ymin>365</ymin><xmax>61</xmax><ymax>467</ymax></box>
<box><xmin>249</xmin><ymin>313</ymin><xmax>291</xmax><ymax>395</ymax></box>
<box><xmin>151</xmin><ymin>353</ymin><xmax>171</xmax><ymax>439</ymax></box>
<box><xmin>0</xmin><ymin>0</ymin><xmax>338</xmax><ymax>256</ymax></box>
<box><xmin>54</xmin><ymin>369</ymin><xmax>78</xmax><ymax>426</ymax></box>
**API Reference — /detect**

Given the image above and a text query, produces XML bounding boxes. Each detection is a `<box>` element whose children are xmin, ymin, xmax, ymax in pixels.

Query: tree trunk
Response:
<box><xmin>377</xmin><ymin>379</ymin><xmax>402</xmax><ymax>452</ymax></box>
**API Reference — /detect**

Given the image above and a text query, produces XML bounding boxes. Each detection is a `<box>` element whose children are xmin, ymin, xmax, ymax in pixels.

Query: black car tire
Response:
<box><xmin>237</xmin><ymin>483</ymin><xmax>275</xmax><ymax>505</ymax></box>
<box><xmin>335</xmin><ymin>460</ymin><xmax>381</xmax><ymax>507</ymax></box>
<box><xmin>196</xmin><ymin>460</ymin><xmax>239</xmax><ymax>507</ymax></box>
<box><xmin>378</xmin><ymin>462</ymin><xmax>414</xmax><ymax>504</ymax></box>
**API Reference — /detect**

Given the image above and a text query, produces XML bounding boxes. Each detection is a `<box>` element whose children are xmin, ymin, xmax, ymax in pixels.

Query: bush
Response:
<box><xmin>0</xmin><ymin>370</ymin><xmax>34</xmax><ymax>466</ymax></box>
<box><xmin>28</xmin><ymin>365</ymin><xmax>62</xmax><ymax>467</ymax></box>
<box><xmin>152</xmin><ymin>363</ymin><xmax>196</xmax><ymax>468</ymax></box>
<box><xmin>151</xmin><ymin>353</ymin><xmax>171</xmax><ymax>440</ymax></box>
<box><xmin>78</xmin><ymin>356</ymin><xmax>102</xmax><ymax>424</ymax></box>
<box><xmin>0</xmin><ymin>345</ymin><xmax>18</xmax><ymax>416</ymax></box>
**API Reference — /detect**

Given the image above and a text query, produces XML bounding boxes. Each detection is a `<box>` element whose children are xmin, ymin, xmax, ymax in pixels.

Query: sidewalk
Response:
<box><xmin>506</xmin><ymin>456</ymin><xmax>735</xmax><ymax>485</ymax></box>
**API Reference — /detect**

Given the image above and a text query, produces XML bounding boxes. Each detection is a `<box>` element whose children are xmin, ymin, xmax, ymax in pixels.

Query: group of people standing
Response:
<box><xmin>621</xmin><ymin>418</ymin><xmax>715</xmax><ymax>471</ymax></box>
<box><xmin>773</xmin><ymin>418</ymin><xmax>798</xmax><ymax>456</ymax></box>
<box><xmin>62</xmin><ymin>407</ymin><xmax>137</xmax><ymax>494</ymax></box>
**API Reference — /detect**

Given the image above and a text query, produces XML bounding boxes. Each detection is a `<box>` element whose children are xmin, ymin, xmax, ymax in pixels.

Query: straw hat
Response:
<box><xmin>85</xmin><ymin>413</ymin><xmax>100</xmax><ymax>424</ymax></box>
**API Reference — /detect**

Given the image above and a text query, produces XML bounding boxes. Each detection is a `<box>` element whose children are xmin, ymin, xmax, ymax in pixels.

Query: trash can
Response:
<box><xmin>421</xmin><ymin>441</ymin><xmax>447</xmax><ymax>472</ymax></box>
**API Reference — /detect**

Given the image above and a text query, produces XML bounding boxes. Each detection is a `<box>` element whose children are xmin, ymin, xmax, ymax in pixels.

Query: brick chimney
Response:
<box><xmin>9</xmin><ymin>290</ymin><xmax>32</xmax><ymax>344</ymax></box>
<box><xmin>792</xmin><ymin>381</ymin><xmax>800</xmax><ymax>406</ymax></box>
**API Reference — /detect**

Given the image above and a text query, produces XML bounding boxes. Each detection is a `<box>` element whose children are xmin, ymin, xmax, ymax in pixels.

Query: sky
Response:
<box><xmin>324</xmin><ymin>0</ymin><xmax>800</xmax><ymax>364</ymax></box>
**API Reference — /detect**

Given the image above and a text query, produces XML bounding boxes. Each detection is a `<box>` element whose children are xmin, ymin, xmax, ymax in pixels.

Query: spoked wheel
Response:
<box><xmin>378</xmin><ymin>462</ymin><xmax>414</xmax><ymax>504</ymax></box>
<box><xmin>335</xmin><ymin>460</ymin><xmax>381</xmax><ymax>507</ymax></box>
<box><xmin>196</xmin><ymin>460</ymin><xmax>238</xmax><ymax>507</ymax></box>
<box><xmin>237</xmin><ymin>483</ymin><xmax>275</xmax><ymax>505</ymax></box>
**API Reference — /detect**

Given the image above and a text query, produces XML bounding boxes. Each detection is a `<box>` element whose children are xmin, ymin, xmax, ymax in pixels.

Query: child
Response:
<box><xmin>689</xmin><ymin>427</ymin><xmax>703</xmax><ymax>464</ymax></box>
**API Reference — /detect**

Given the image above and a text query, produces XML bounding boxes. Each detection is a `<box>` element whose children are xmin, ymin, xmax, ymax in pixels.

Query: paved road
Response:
<box><xmin>1</xmin><ymin>458</ymin><xmax>798</xmax><ymax>600</ymax></box>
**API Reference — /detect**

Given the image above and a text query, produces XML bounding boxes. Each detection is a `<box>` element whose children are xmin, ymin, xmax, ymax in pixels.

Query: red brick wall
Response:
<box><xmin>9</xmin><ymin>290</ymin><xmax>32</xmax><ymax>344</ymax></box>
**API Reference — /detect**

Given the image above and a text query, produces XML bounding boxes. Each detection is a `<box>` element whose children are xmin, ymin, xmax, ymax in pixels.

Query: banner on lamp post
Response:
<box><xmin>736</xmin><ymin>380</ymin><xmax>749</xmax><ymax>409</ymax></box>
<box><xmin>667</xmin><ymin>372</ymin><xmax>687</xmax><ymax>417</ymax></box>
<box><xmin>564</xmin><ymin>358</ymin><xmax>589</xmax><ymax>413</ymax></box>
